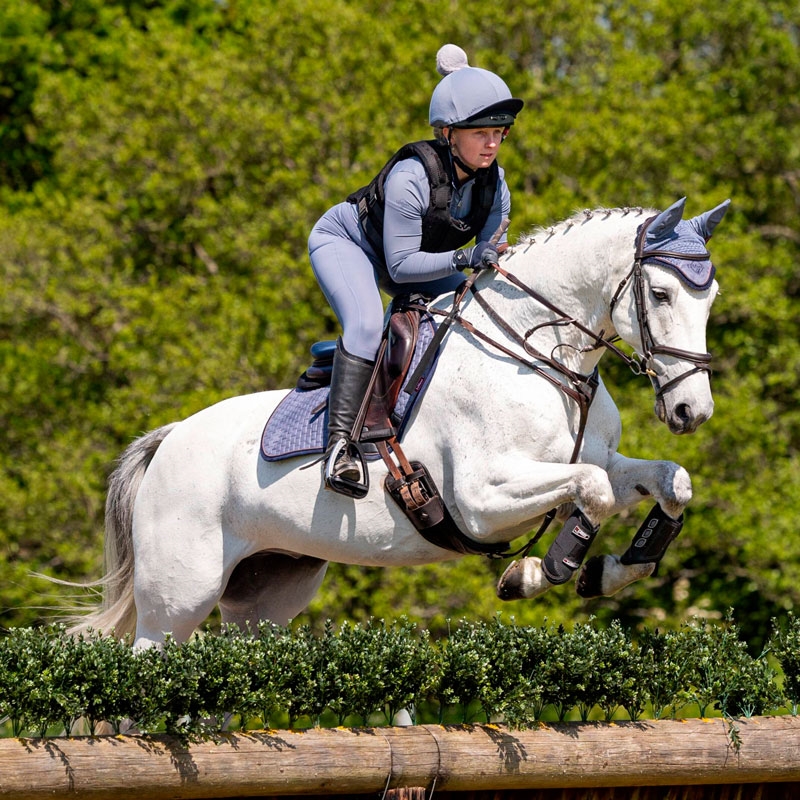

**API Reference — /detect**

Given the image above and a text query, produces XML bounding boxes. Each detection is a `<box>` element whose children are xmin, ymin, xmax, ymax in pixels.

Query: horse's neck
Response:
<box><xmin>459</xmin><ymin>212</ymin><xmax>638</xmax><ymax>376</ymax></box>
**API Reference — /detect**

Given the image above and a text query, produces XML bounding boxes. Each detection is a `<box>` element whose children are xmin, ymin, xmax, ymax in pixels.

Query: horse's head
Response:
<box><xmin>611</xmin><ymin>197</ymin><xmax>730</xmax><ymax>434</ymax></box>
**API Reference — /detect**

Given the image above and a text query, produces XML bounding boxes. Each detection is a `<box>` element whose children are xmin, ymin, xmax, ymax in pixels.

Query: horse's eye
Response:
<box><xmin>651</xmin><ymin>288</ymin><xmax>669</xmax><ymax>303</ymax></box>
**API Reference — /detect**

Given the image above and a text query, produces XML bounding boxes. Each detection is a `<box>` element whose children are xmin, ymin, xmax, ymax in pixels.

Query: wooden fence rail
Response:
<box><xmin>0</xmin><ymin>716</ymin><xmax>798</xmax><ymax>798</ymax></box>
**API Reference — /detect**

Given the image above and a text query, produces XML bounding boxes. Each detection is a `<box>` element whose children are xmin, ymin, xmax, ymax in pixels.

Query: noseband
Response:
<box><xmin>609</xmin><ymin>215</ymin><xmax>713</xmax><ymax>399</ymax></box>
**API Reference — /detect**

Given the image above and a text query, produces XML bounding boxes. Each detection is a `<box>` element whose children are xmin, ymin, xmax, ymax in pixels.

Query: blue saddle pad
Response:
<box><xmin>261</xmin><ymin>312</ymin><xmax>438</xmax><ymax>462</ymax></box>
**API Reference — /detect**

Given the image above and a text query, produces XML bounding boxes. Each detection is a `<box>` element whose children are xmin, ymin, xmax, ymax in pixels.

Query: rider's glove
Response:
<box><xmin>452</xmin><ymin>241</ymin><xmax>499</xmax><ymax>271</ymax></box>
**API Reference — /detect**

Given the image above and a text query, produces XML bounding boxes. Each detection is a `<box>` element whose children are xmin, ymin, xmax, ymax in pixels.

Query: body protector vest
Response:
<box><xmin>347</xmin><ymin>140</ymin><xmax>499</xmax><ymax>264</ymax></box>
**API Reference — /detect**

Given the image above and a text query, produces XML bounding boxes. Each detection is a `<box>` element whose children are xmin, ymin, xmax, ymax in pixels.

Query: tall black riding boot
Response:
<box><xmin>325</xmin><ymin>338</ymin><xmax>375</xmax><ymax>491</ymax></box>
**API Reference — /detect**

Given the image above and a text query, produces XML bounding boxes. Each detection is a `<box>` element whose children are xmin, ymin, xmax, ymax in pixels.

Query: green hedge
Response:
<box><xmin>1</xmin><ymin>613</ymin><xmax>798</xmax><ymax>738</ymax></box>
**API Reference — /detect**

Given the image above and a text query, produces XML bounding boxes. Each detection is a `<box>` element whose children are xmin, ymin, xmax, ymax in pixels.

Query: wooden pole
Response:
<box><xmin>0</xmin><ymin>717</ymin><xmax>798</xmax><ymax>798</ymax></box>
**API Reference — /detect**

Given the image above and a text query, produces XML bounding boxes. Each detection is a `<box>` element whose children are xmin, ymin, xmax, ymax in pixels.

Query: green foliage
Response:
<box><xmin>258</xmin><ymin>622</ymin><xmax>328</xmax><ymax>728</ymax></box>
<box><xmin>318</xmin><ymin>618</ymin><xmax>434</xmax><ymax>725</ymax></box>
<box><xmin>636</xmin><ymin>626</ymin><xmax>690</xmax><ymax>719</ymax></box>
<box><xmin>435</xmin><ymin>617</ymin><xmax>525</xmax><ymax>723</ymax></box>
<box><xmin>568</xmin><ymin>619</ymin><xmax>646</xmax><ymax>722</ymax></box>
<box><xmin>1</xmin><ymin>614</ymin><xmax>796</xmax><ymax>738</ymax></box>
<box><xmin>0</xmin><ymin>0</ymin><xmax>799</xmax><ymax>644</ymax></box>
<box><xmin>0</xmin><ymin>626</ymin><xmax>55</xmax><ymax>736</ymax></box>
<box><xmin>0</xmin><ymin>0</ymin><xmax>52</xmax><ymax>189</ymax></box>
<box><xmin>673</xmin><ymin>612</ymin><xmax>782</xmax><ymax>719</ymax></box>
<box><xmin>156</xmin><ymin>630</ymin><xmax>251</xmax><ymax>736</ymax></box>
<box><xmin>770</xmin><ymin>612</ymin><xmax>800</xmax><ymax>715</ymax></box>
<box><xmin>0</xmin><ymin>624</ymin><xmax>138</xmax><ymax>736</ymax></box>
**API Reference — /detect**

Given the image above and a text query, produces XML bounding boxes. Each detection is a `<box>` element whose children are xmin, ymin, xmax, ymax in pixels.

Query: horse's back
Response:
<box><xmin>181</xmin><ymin>387</ymin><xmax>289</xmax><ymax>434</ymax></box>
<box><xmin>136</xmin><ymin>388</ymin><xmax>292</xmax><ymax>516</ymax></box>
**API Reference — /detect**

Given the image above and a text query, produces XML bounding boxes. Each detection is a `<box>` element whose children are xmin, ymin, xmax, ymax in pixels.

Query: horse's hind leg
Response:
<box><xmin>219</xmin><ymin>552</ymin><xmax>328</xmax><ymax>630</ymax></box>
<box><xmin>132</xmin><ymin>543</ymin><xmax>226</xmax><ymax>650</ymax></box>
<box><xmin>133</xmin><ymin>579</ymin><xmax>222</xmax><ymax>650</ymax></box>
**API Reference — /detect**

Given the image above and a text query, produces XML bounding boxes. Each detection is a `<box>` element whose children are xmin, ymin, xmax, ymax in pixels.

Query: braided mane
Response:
<box><xmin>514</xmin><ymin>206</ymin><xmax>648</xmax><ymax>249</ymax></box>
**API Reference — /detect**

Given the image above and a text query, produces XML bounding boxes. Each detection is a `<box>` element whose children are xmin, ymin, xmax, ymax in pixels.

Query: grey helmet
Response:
<box><xmin>429</xmin><ymin>44</ymin><xmax>524</xmax><ymax>129</ymax></box>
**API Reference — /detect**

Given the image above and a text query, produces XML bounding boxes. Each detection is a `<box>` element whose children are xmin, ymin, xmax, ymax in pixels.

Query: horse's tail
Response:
<box><xmin>68</xmin><ymin>423</ymin><xmax>178</xmax><ymax>640</ymax></box>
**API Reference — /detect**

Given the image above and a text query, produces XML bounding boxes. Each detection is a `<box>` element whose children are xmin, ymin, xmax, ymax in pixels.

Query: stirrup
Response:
<box><xmin>324</xmin><ymin>438</ymin><xmax>369</xmax><ymax>499</ymax></box>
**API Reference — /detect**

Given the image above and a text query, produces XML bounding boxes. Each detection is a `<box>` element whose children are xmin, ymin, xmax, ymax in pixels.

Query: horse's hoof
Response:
<box><xmin>497</xmin><ymin>560</ymin><xmax>524</xmax><ymax>600</ymax></box>
<box><xmin>575</xmin><ymin>555</ymin><xmax>605</xmax><ymax>598</ymax></box>
<box><xmin>496</xmin><ymin>557</ymin><xmax>554</xmax><ymax>600</ymax></box>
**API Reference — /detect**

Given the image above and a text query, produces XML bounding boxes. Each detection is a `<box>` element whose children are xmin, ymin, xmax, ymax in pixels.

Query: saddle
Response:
<box><xmin>298</xmin><ymin>303</ymin><xmax>423</xmax><ymax>443</ymax></box>
<box><xmin>264</xmin><ymin>297</ymin><xmax>508</xmax><ymax>558</ymax></box>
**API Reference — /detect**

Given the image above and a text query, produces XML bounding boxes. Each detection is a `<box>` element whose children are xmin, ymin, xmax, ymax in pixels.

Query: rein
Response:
<box><xmin>414</xmin><ymin>214</ymin><xmax>714</xmax><ymax>559</ymax></box>
<box><xmin>435</xmin><ymin>213</ymin><xmax>713</xmax><ymax>414</ymax></box>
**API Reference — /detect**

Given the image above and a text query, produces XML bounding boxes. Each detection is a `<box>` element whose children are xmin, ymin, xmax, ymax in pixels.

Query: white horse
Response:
<box><xmin>73</xmin><ymin>197</ymin><xmax>729</xmax><ymax>649</ymax></box>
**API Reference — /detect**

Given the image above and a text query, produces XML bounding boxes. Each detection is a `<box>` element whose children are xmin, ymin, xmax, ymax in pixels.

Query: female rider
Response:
<box><xmin>308</xmin><ymin>44</ymin><xmax>524</xmax><ymax>495</ymax></box>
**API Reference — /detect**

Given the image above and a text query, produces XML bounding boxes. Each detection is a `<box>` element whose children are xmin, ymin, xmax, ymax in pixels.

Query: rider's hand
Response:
<box><xmin>452</xmin><ymin>241</ymin><xmax>500</xmax><ymax>271</ymax></box>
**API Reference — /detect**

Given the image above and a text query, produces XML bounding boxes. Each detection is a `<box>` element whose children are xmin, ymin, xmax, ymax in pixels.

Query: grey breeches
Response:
<box><xmin>309</xmin><ymin>227</ymin><xmax>464</xmax><ymax>361</ymax></box>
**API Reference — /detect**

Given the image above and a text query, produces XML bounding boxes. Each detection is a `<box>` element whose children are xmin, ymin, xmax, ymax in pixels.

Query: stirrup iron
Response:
<box><xmin>324</xmin><ymin>438</ymin><xmax>369</xmax><ymax>499</ymax></box>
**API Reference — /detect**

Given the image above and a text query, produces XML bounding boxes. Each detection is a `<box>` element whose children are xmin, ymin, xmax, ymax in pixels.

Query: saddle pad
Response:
<box><xmin>261</xmin><ymin>312</ymin><xmax>438</xmax><ymax>461</ymax></box>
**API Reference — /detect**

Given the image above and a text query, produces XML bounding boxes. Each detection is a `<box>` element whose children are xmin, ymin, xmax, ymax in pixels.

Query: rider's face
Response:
<box><xmin>445</xmin><ymin>126</ymin><xmax>506</xmax><ymax>174</ymax></box>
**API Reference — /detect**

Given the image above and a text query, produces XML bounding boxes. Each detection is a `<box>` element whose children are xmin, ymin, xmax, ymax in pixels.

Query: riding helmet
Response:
<box><xmin>429</xmin><ymin>44</ymin><xmax>524</xmax><ymax>129</ymax></box>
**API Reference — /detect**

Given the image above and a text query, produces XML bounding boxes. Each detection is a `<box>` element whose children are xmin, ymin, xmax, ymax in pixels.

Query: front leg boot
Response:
<box><xmin>541</xmin><ymin>509</ymin><xmax>600</xmax><ymax>585</ymax></box>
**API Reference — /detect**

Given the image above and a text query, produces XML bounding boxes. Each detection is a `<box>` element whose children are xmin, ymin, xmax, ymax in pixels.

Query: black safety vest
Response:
<box><xmin>347</xmin><ymin>140</ymin><xmax>499</xmax><ymax>263</ymax></box>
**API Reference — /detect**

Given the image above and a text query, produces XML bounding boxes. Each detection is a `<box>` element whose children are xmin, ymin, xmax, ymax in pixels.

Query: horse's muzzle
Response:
<box><xmin>656</xmin><ymin>396</ymin><xmax>714</xmax><ymax>434</ymax></box>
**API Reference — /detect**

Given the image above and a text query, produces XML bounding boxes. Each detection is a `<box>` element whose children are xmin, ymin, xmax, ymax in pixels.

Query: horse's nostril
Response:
<box><xmin>675</xmin><ymin>403</ymin><xmax>692</xmax><ymax>422</ymax></box>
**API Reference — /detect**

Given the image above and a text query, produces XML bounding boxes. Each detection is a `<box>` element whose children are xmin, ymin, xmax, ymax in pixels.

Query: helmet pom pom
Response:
<box><xmin>436</xmin><ymin>44</ymin><xmax>469</xmax><ymax>77</ymax></box>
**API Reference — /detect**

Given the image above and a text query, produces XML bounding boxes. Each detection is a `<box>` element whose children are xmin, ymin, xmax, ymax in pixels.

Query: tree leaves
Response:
<box><xmin>0</xmin><ymin>0</ymin><xmax>799</xmax><ymax>638</ymax></box>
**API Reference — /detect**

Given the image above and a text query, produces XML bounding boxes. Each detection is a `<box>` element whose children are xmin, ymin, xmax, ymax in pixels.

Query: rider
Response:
<box><xmin>308</xmin><ymin>44</ymin><xmax>524</xmax><ymax>494</ymax></box>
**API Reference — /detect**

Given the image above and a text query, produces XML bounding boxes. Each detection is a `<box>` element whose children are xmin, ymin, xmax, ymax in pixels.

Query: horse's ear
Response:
<box><xmin>646</xmin><ymin>197</ymin><xmax>686</xmax><ymax>241</ymax></box>
<box><xmin>689</xmin><ymin>199</ymin><xmax>731</xmax><ymax>241</ymax></box>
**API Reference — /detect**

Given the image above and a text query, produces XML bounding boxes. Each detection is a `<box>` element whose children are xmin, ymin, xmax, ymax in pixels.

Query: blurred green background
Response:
<box><xmin>1</xmin><ymin>0</ymin><xmax>798</xmax><ymax>649</ymax></box>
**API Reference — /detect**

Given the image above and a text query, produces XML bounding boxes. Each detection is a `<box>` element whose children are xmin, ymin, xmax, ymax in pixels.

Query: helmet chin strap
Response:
<box><xmin>446</xmin><ymin>129</ymin><xmax>478</xmax><ymax>184</ymax></box>
<box><xmin>451</xmin><ymin>152</ymin><xmax>477</xmax><ymax>181</ymax></box>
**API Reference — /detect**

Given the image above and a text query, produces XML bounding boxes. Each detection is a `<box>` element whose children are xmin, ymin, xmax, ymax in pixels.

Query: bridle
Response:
<box><xmin>407</xmin><ymin>213</ymin><xmax>715</xmax><ymax>559</ymax></box>
<box><xmin>609</xmin><ymin>216</ymin><xmax>713</xmax><ymax>398</ymax></box>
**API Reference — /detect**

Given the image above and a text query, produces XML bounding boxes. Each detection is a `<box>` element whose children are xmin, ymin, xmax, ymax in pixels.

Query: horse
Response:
<box><xmin>72</xmin><ymin>197</ymin><xmax>729</xmax><ymax>650</ymax></box>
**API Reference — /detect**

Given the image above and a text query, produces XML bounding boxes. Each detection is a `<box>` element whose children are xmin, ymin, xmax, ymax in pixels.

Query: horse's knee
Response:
<box><xmin>640</xmin><ymin>462</ymin><xmax>692</xmax><ymax>517</ymax></box>
<box><xmin>663</xmin><ymin>465</ymin><xmax>692</xmax><ymax>516</ymax></box>
<box><xmin>571</xmin><ymin>465</ymin><xmax>615</xmax><ymax>521</ymax></box>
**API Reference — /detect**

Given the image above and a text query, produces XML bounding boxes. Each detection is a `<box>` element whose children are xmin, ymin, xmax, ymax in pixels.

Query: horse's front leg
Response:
<box><xmin>453</xmin><ymin>457</ymin><xmax>617</xmax><ymax>602</ymax></box>
<box><xmin>455</xmin><ymin>456</ymin><xmax>617</xmax><ymax>536</ymax></box>
<box><xmin>575</xmin><ymin>453</ymin><xmax>693</xmax><ymax>598</ymax></box>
